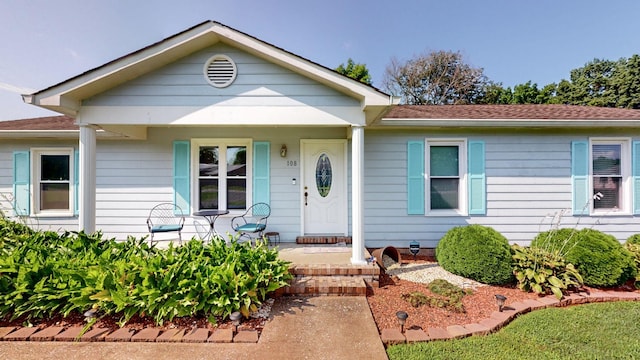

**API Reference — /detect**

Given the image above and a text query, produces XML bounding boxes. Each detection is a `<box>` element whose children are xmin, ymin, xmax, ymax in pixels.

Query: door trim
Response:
<box><xmin>300</xmin><ymin>139</ymin><xmax>348</xmax><ymax>235</ymax></box>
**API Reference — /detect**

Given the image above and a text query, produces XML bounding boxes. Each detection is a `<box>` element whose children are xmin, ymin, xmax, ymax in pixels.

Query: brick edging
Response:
<box><xmin>0</xmin><ymin>325</ymin><xmax>259</xmax><ymax>344</ymax></box>
<box><xmin>380</xmin><ymin>290</ymin><xmax>640</xmax><ymax>346</ymax></box>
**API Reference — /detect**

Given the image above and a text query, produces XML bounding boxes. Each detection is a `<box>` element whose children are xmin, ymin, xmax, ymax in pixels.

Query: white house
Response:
<box><xmin>2</xmin><ymin>21</ymin><xmax>640</xmax><ymax>264</ymax></box>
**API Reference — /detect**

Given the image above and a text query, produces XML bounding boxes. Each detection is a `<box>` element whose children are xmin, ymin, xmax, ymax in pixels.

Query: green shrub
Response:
<box><xmin>624</xmin><ymin>242</ymin><xmax>640</xmax><ymax>289</ymax></box>
<box><xmin>435</xmin><ymin>225</ymin><xmax>514</xmax><ymax>285</ymax></box>
<box><xmin>626</xmin><ymin>234</ymin><xmax>640</xmax><ymax>245</ymax></box>
<box><xmin>532</xmin><ymin>228</ymin><xmax>636</xmax><ymax>287</ymax></box>
<box><xmin>512</xmin><ymin>245</ymin><xmax>583</xmax><ymax>299</ymax></box>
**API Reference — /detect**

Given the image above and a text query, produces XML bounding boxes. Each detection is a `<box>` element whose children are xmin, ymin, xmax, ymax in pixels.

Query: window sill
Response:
<box><xmin>32</xmin><ymin>212</ymin><xmax>75</xmax><ymax>218</ymax></box>
<box><xmin>426</xmin><ymin>210</ymin><xmax>467</xmax><ymax>217</ymax></box>
<box><xmin>590</xmin><ymin>210</ymin><xmax>632</xmax><ymax>217</ymax></box>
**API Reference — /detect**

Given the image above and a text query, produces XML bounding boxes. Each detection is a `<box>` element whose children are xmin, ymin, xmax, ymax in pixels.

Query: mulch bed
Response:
<box><xmin>365</xmin><ymin>255</ymin><xmax>639</xmax><ymax>332</ymax></box>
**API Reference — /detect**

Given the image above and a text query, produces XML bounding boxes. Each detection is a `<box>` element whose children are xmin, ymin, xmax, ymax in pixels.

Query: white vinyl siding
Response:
<box><xmin>3</xmin><ymin>130</ymin><xmax>640</xmax><ymax>246</ymax></box>
<box><xmin>363</xmin><ymin>131</ymin><xmax>640</xmax><ymax>248</ymax></box>
<box><xmin>0</xmin><ymin>127</ymin><xmax>345</xmax><ymax>241</ymax></box>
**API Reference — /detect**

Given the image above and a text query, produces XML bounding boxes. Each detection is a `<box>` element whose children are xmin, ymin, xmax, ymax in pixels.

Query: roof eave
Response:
<box><xmin>378</xmin><ymin>118</ymin><xmax>640</xmax><ymax>128</ymax></box>
<box><xmin>0</xmin><ymin>129</ymin><xmax>135</xmax><ymax>139</ymax></box>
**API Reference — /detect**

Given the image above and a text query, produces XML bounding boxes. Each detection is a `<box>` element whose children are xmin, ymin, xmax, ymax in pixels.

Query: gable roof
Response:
<box><xmin>24</xmin><ymin>21</ymin><xmax>395</xmax><ymax>118</ymax></box>
<box><xmin>380</xmin><ymin>104</ymin><xmax>640</xmax><ymax>128</ymax></box>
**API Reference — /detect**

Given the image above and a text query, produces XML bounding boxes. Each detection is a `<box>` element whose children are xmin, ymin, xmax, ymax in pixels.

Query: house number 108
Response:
<box><xmin>287</xmin><ymin>160</ymin><xmax>297</xmax><ymax>167</ymax></box>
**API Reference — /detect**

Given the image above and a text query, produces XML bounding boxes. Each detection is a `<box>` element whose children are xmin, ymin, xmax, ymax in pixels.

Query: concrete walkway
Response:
<box><xmin>0</xmin><ymin>296</ymin><xmax>388</xmax><ymax>360</ymax></box>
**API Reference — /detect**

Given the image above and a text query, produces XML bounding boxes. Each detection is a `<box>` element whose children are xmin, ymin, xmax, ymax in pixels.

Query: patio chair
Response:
<box><xmin>231</xmin><ymin>202</ymin><xmax>271</xmax><ymax>243</ymax></box>
<box><xmin>146</xmin><ymin>203</ymin><xmax>185</xmax><ymax>245</ymax></box>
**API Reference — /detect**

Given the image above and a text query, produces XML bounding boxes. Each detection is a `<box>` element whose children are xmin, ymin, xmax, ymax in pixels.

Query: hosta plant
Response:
<box><xmin>512</xmin><ymin>244</ymin><xmax>583</xmax><ymax>299</ymax></box>
<box><xmin>624</xmin><ymin>242</ymin><xmax>640</xmax><ymax>289</ymax></box>
<box><xmin>0</xmin><ymin>220</ymin><xmax>292</xmax><ymax>326</ymax></box>
<box><xmin>532</xmin><ymin>228</ymin><xmax>636</xmax><ymax>287</ymax></box>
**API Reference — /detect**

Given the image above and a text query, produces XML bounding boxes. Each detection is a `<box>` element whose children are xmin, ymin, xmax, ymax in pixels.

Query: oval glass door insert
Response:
<box><xmin>315</xmin><ymin>153</ymin><xmax>332</xmax><ymax>197</ymax></box>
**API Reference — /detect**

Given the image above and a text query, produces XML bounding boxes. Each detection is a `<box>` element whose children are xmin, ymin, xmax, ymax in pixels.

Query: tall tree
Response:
<box><xmin>476</xmin><ymin>82</ymin><xmax>512</xmax><ymax>104</ymax></box>
<box><xmin>512</xmin><ymin>81</ymin><xmax>541</xmax><ymax>104</ymax></box>
<box><xmin>382</xmin><ymin>50</ymin><xmax>489</xmax><ymax>105</ymax></box>
<box><xmin>610</xmin><ymin>54</ymin><xmax>640</xmax><ymax>109</ymax></box>
<box><xmin>335</xmin><ymin>58</ymin><xmax>372</xmax><ymax>85</ymax></box>
<box><xmin>566</xmin><ymin>58</ymin><xmax>617</xmax><ymax>107</ymax></box>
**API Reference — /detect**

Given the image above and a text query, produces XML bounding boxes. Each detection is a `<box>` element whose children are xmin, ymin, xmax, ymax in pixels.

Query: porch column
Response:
<box><xmin>351</xmin><ymin>125</ymin><xmax>366</xmax><ymax>265</ymax></box>
<box><xmin>79</xmin><ymin>125</ymin><xmax>97</xmax><ymax>233</ymax></box>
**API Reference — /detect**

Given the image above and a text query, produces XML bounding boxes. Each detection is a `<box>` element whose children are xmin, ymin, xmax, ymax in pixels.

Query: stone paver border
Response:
<box><xmin>0</xmin><ymin>325</ymin><xmax>259</xmax><ymax>344</ymax></box>
<box><xmin>380</xmin><ymin>290</ymin><xmax>640</xmax><ymax>346</ymax></box>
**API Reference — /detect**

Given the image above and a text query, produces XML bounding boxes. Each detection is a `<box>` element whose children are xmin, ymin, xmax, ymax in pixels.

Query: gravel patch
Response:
<box><xmin>250</xmin><ymin>298</ymin><xmax>275</xmax><ymax>319</ymax></box>
<box><xmin>382</xmin><ymin>255</ymin><xmax>485</xmax><ymax>289</ymax></box>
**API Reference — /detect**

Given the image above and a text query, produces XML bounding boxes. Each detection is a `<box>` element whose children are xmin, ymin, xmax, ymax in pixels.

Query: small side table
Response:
<box><xmin>264</xmin><ymin>232</ymin><xmax>280</xmax><ymax>245</ymax></box>
<box><xmin>193</xmin><ymin>209</ymin><xmax>229</xmax><ymax>242</ymax></box>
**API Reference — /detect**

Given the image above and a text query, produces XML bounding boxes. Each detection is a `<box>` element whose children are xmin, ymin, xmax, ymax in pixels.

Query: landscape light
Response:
<box><xmin>396</xmin><ymin>311</ymin><xmax>408</xmax><ymax>333</ymax></box>
<box><xmin>495</xmin><ymin>294</ymin><xmax>507</xmax><ymax>312</ymax></box>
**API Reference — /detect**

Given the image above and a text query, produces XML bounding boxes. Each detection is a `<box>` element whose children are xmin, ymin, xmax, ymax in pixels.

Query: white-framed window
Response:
<box><xmin>426</xmin><ymin>139</ymin><xmax>467</xmax><ymax>215</ymax></box>
<box><xmin>31</xmin><ymin>148</ymin><xmax>74</xmax><ymax>216</ymax></box>
<box><xmin>192</xmin><ymin>139</ymin><xmax>252</xmax><ymax>212</ymax></box>
<box><xmin>590</xmin><ymin>138</ymin><xmax>630</xmax><ymax>213</ymax></box>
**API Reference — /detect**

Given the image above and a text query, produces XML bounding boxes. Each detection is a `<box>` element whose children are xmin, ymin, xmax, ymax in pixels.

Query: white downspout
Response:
<box><xmin>79</xmin><ymin>125</ymin><xmax>97</xmax><ymax>233</ymax></box>
<box><xmin>351</xmin><ymin>125</ymin><xmax>366</xmax><ymax>265</ymax></box>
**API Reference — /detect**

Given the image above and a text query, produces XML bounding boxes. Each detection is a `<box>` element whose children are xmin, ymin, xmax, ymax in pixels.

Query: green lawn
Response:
<box><xmin>387</xmin><ymin>301</ymin><xmax>640</xmax><ymax>360</ymax></box>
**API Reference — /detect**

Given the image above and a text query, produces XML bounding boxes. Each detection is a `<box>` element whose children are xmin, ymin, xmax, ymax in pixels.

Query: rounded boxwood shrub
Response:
<box><xmin>435</xmin><ymin>224</ymin><xmax>514</xmax><ymax>285</ymax></box>
<box><xmin>532</xmin><ymin>228</ymin><xmax>636</xmax><ymax>287</ymax></box>
<box><xmin>626</xmin><ymin>234</ymin><xmax>640</xmax><ymax>245</ymax></box>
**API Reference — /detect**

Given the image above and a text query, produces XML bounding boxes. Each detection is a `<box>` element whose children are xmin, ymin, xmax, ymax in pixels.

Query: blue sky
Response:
<box><xmin>1</xmin><ymin>0</ymin><xmax>639</xmax><ymax>120</ymax></box>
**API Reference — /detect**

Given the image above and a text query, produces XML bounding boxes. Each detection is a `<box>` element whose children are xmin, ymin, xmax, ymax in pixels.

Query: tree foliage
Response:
<box><xmin>480</xmin><ymin>55</ymin><xmax>640</xmax><ymax>108</ymax></box>
<box><xmin>335</xmin><ymin>58</ymin><xmax>372</xmax><ymax>85</ymax></box>
<box><xmin>382</xmin><ymin>50</ymin><xmax>490</xmax><ymax>105</ymax></box>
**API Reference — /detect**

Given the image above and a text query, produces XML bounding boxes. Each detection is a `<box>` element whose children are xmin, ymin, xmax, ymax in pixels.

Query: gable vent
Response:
<box><xmin>203</xmin><ymin>55</ymin><xmax>237</xmax><ymax>88</ymax></box>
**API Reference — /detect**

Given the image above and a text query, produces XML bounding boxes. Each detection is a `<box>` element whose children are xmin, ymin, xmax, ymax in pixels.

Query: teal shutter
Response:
<box><xmin>253</xmin><ymin>142</ymin><xmax>270</xmax><ymax>205</ymax></box>
<box><xmin>74</xmin><ymin>149</ymin><xmax>79</xmax><ymax>216</ymax></box>
<box><xmin>633</xmin><ymin>141</ymin><xmax>640</xmax><ymax>214</ymax></box>
<box><xmin>13</xmin><ymin>151</ymin><xmax>30</xmax><ymax>216</ymax></box>
<box><xmin>407</xmin><ymin>141</ymin><xmax>425</xmax><ymax>215</ymax></box>
<box><xmin>572</xmin><ymin>141</ymin><xmax>589</xmax><ymax>215</ymax></box>
<box><xmin>468</xmin><ymin>141</ymin><xmax>486</xmax><ymax>215</ymax></box>
<box><xmin>173</xmin><ymin>141</ymin><xmax>190</xmax><ymax>215</ymax></box>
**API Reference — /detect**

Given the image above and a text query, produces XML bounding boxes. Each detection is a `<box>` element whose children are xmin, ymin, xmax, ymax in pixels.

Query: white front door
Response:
<box><xmin>301</xmin><ymin>140</ymin><xmax>348</xmax><ymax>235</ymax></box>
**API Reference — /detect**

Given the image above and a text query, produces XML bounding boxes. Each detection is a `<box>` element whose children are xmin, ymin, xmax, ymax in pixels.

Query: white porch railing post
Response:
<box><xmin>79</xmin><ymin>125</ymin><xmax>96</xmax><ymax>233</ymax></box>
<box><xmin>351</xmin><ymin>125</ymin><xmax>366</xmax><ymax>265</ymax></box>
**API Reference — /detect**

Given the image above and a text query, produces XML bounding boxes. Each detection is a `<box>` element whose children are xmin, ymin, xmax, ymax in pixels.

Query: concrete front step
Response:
<box><xmin>289</xmin><ymin>263</ymin><xmax>379</xmax><ymax>277</ymax></box>
<box><xmin>278</xmin><ymin>276</ymin><xmax>368</xmax><ymax>296</ymax></box>
<box><xmin>295</xmin><ymin>236</ymin><xmax>352</xmax><ymax>244</ymax></box>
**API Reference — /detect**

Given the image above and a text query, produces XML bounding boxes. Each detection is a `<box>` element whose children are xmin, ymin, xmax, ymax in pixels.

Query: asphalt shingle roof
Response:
<box><xmin>0</xmin><ymin>115</ymin><xmax>76</xmax><ymax>130</ymax></box>
<box><xmin>2</xmin><ymin>105</ymin><xmax>640</xmax><ymax>131</ymax></box>
<box><xmin>385</xmin><ymin>104</ymin><xmax>640</xmax><ymax>120</ymax></box>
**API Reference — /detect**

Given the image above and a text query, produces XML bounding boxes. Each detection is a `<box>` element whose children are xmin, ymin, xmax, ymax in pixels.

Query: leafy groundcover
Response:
<box><xmin>0</xmin><ymin>218</ymin><xmax>291</xmax><ymax>327</ymax></box>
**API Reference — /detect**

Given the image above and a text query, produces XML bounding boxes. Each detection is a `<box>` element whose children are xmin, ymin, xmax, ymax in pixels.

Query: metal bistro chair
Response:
<box><xmin>231</xmin><ymin>203</ymin><xmax>271</xmax><ymax>244</ymax></box>
<box><xmin>146</xmin><ymin>203</ymin><xmax>185</xmax><ymax>245</ymax></box>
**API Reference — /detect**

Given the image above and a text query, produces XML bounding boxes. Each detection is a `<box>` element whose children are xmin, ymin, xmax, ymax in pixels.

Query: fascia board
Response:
<box><xmin>28</xmin><ymin>23</ymin><xmax>222</xmax><ymax>106</ymax></box>
<box><xmin>0</xmin><ymin>129</ymin><xmax>125</xmax><ymax>139</ymax></box>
